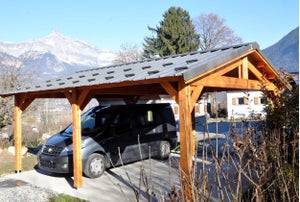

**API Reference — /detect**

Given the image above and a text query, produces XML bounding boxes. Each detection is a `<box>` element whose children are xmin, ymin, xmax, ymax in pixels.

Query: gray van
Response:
<box><xmin>37</xmin><ymin>104</ymin><xmax>177</xmax><ymax>178</ymax></box>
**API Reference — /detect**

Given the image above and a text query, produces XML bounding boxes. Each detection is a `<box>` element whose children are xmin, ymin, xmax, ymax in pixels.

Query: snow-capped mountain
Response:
<box><xmin>0</xmin><ymin>31</ymin><xmax>117</xmax><ymax>80</ymax></box>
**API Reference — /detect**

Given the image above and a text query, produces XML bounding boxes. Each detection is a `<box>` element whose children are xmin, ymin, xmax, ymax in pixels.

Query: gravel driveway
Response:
<box><xmin>0</xmin><ymin>179</ymin><xmax>56</xmax><ymax>202</ymax></box>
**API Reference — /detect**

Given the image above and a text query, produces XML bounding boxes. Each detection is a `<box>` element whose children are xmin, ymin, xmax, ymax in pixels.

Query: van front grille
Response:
<box><xmin>42</xmin><ymin>145</ymin><xmax>63</xmax><ymax>156</ymax></box>
<box><xmin>39</xmin><ymin>159</ymin><xmax>56</xmax><ymax>168</ymax></box>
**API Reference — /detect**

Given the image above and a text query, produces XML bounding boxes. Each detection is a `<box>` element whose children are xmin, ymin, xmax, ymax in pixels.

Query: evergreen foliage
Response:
<box><xmin>143</xmin><ymin>7</ymin><xmax>199</xmax><ymax>58</ymax></box>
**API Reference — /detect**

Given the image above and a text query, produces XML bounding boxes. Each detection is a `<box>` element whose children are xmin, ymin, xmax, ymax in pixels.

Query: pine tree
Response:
<box><xmin>143</xmin><ymin>7</ymin><xmax>199</xmax><ymax>58</ymax></box>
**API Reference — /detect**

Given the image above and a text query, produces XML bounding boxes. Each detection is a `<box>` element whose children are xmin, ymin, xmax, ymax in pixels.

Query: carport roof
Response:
<box><xmin>4</xmin><ymin>42</ymin><xmax>292</xmax><ymax>191</ymax></box>
<box><xmin>0</xmin><ymin>42</ymin><xmax>285</xmax><ymax>96</ymax></box>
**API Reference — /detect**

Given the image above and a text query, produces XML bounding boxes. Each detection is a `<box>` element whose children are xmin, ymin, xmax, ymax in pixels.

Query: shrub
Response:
<box><xmin>260</xmin><ymin>83</ymin><xmax>299</xmax><ymax>201</ymax></box>
<box><xmin>21</xmin><ymin>126</ymin><xmax>43</xmax><ymax>148</ymax></box>
<box><xmin>0</xmin><ymin>137</ymin><xmax>12</xmax><ymax>148</ymax></box>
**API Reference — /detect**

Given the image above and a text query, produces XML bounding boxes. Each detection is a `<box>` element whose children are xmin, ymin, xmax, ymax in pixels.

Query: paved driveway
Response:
<box><xmin>1</xmin><ymin>119</ymin><xmax>254</xmax><ymax>201</ymax></box>
<box><xmin>2</xmin><ymin>158</ymin><xmax>181</xmax><ymax>202</ymax></box>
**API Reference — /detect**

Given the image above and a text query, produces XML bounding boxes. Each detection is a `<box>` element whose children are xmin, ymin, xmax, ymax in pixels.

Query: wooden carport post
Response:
<box><xmin>71</xmin><ymin>89</ymin><xmax>83</xmax><ymax>188</ymax></box>
<box><xmin>13</xmin><ymin>95</ymin><xmax>34</xmax><ymax>172</ymax></box>
<box><xmin>177</xmin><ymin>78</ymin><xmax>195</xmax><ymax>201</ymax></box>
<box><xmin>14</xmin><ymin>96</ymin><xmax>22</xmax><ymax>172</ymax></box>
<box><xmin>65</xmin><ymin>88</ymin><xmax>91</xmax><ymax>188</ymax></box>
<box><xmin>161</xmin><ymin>78</ymin><xmax>203</xmax><ymax>201</ymax></box>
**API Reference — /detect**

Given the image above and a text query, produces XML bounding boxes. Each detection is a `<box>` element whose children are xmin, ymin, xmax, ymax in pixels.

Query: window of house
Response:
<box><xmin>260</xmin><ymin>97</ymin><xmax>268</xmax><ymax>104</ymax></box>
<box><xmin>238</xmin><ymin>97</ymin><xmax>244</xmax><ymax>105</ymax></box>
<box><xmin>254</xmin><ymin>96</ymin><xmax>267</xmax><ymax>105</ymax></box>
<box><xmin>236</xmin><ymin>97</ymin><xmax>248</xmax><ymax>105</ymax></box>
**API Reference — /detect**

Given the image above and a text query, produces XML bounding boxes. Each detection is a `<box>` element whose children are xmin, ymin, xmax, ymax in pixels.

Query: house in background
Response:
<box><xmin>226</xmin><ymin>90</ymin><xmax>267</xmax><ymax>119</ymax></box>
<box><xmin>158</xmin><ymin>90</ymin><xmax>268</xmax><ymax>120</ymax></box>
<box><xmin>178</xmin><ymin>90</ymin><xmax>267</xmax><ymax>120</ymax></box>
<box><xmin>196</xmin><ymin>90</ymin><xmax>267</xmax><ymax>120</ymax></box>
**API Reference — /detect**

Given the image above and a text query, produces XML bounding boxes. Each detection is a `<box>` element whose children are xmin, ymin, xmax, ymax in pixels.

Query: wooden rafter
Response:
<box><xmin>248</xmin><ymin>61</ymin><xmax>265</xmax><ymax>81</ymax></box>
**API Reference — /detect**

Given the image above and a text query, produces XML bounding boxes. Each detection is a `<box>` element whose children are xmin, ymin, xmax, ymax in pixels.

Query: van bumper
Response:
<box><xmin>37</xmin><ymin>154</ymin><xmax>73</xmax><ymax>173</ymax></box>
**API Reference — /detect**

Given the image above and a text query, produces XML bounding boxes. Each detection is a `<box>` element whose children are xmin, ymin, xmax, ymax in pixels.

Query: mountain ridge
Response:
<box><xmin>262</xmin><ymin>27</ymin><xmax>299</xmax><ymax>73</ymax></box>
<box><xmin>0</xmin><ymin>29</ymin><xmax>298</xmax><ymax>82</ymax></box>
<box><xmin>0</xmin><ymin>31</ymin><xmax>117</xmax><ymax>80</ymax></box>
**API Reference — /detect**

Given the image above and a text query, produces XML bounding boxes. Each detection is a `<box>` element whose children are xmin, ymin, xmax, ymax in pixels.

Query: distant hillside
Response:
<box><xmin>262</xmin><ymin>27</ymin><xmax>299</xmax><ymax>72</ymax></box>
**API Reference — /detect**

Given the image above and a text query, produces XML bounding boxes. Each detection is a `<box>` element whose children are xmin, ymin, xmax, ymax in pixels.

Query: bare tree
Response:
<box><xmin>0</xmin><ymin>52</ymin><xmax>39</xmax><ymax>128</ymax></box>
<box><xmin>193</xmin><ymin>13</ymin><xmax>243</xmax><ymax>50</ymax></box>
<box><xmin>113</xmin><ymin>43</ymin><xmax>143</xmax><ymax>64</ymax></box>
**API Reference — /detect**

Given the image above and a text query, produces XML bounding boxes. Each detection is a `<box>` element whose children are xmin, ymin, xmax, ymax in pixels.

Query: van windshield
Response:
<box><xmin>63</xmin><ymin>107</ymin><xmax>109</xmax><ymax>136</ymax></box>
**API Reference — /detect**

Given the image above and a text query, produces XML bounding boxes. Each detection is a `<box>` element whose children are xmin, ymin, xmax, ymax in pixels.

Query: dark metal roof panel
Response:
<box><xmin>182</xmin><ymin>43</ymin><xmax>259</xmax><ymax>81</ymax></box>
<box><xmin>1</xmin><ymin>42</ymin><xmax>260</xmax><ymax>96</ymax></box>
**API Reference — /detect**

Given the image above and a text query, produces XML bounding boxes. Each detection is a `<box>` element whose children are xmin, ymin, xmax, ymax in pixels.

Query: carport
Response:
<box><xmin>0</xmin><ymin>42</ymin><xmax>290</xmax><ymax>201</ymax></box>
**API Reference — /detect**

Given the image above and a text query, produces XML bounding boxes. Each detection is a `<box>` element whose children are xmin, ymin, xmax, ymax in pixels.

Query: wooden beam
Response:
<box><xmin>78</xmin><ymin>89</ymin><xmax>91</xmax><ymax>110</ymax></box>
<box><xmin>196</xmin><ymin>75</ymin><xmax>262</xmax><ymax>90</ymax></box>
<box><xmin>178</xmin><ymin>78</ymin><xmax>193</xmax><ymax>201</ymax></box>
<box><xmin>78</xmin><ymin>89</ymin><xmax>90</xmax><ymax>107</ymax></box>
<box><xmin>241</xmin><ymin>57</ymin><xmax>249</xmax><ymax>79</ymax></box>
<box><xmin>71</xmin><ymin>89</ymin><xmax>83</xmax><ymax>188</ymax></box>
<box><xmin>13</xmin><ymin>95</ymin><xmax>22</xmax><ymax>172</ymax></box>
<box><xmin>248</xmin><ymin>61</ymin><xmax>266</xmax><ymax>80</ymax></box>
<box><xmin>80</xmin><ymin>93</ymin><xmax>94</xmax><ymax>110</ymax></box>
<box><xmin>19</xmin><ymin>96</ymin><xmax>34</xmax><ymax>111</ymax></box>
<box><xmin>190</xmin><ymin>85</ymin><xmax>203</xmax><ymax>113</ymax></box>
<box><xmin>64</xmin><ymin>90</ymin><xmax>72</xmax><ymax>104</ymax></box>
<box><xmin>160</xmin><ymin>81</ymin><xmax>178</xmax><ymax>102</ymax></box>
<box><xmin>210</xmin><ymin>60</ymin><xmax>242</xmax><ymax>78</ymax></box>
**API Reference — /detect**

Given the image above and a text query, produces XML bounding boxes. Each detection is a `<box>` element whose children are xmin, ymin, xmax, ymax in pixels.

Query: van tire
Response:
<box><xmin>84</xmin><ymin>153</ymin><xmax>106</xmax><ymax>178</ymax></box>
<box><xmin>158</xmin><ymin>141</ymin><xmax>171</xmax><ymax>159</ymax></box>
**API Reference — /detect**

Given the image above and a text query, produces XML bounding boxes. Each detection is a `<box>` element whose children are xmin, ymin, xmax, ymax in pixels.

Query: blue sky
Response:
<box><xmin>0</xmin><ymin>0</ymin><xmax>298</xmax><ymax>51</ymax></box>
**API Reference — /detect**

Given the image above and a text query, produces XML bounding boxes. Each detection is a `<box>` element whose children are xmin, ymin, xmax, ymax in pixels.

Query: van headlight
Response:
<box><xmin>65</xmin><ymin>144</ymin><xmax>73</xmax><ymax>152</ymax></box>
<box><xmin>63</xmin><ymin>138</ymin><xmax>89</xmax><ymax>152</ymax></box>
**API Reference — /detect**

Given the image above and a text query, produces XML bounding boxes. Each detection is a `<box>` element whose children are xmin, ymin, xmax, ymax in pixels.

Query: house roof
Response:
<box><xmin>0</xmin><ymin>42</ymin><xmax>289</xmax><ymax>97</ymax></box>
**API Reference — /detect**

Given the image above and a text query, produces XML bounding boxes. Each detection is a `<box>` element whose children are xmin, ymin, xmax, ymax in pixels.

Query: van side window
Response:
<box><xmin>136</xmin><ymin>110</ymin><xmax>155</xmax><ymax>128</ymax></box>
<box><xmin>81</xmin><ymin>114</ymin><xmax>96</xmax><ymax>131</ymax></box>
<box><xmin>113</xmin><ymin>112</ymin><xmax>131</xmax><ymax>134</ymax></box>
<box><xmin>147</xmin><ymin>110</ymin><xmax>153</xmax><ymax>123</ymax></box>
<box><xmin>95</xmin><ymin>113</ymin><xmax>113</xmax><ymax>127</ymax></box>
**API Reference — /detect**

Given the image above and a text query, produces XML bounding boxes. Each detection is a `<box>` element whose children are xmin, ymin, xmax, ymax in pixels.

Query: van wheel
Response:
<box><xmin>84</xmin><ymin>153</ymin><xmax>106</xmax><ymax>178</ymax></box>
<box><xmin>158</xmin><ymin>141</ymin><xmax>171</xmax><ymax>159</ymax></box>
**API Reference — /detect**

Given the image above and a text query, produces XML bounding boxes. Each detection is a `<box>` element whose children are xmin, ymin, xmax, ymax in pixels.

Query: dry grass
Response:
<box><xmin>0</xmin><ymin>148</ymin><xmax>38</xmax><ymax>176</ymax></box>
